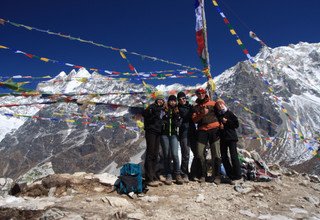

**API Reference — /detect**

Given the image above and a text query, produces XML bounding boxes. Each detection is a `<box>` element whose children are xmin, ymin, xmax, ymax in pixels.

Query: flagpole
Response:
<box><xmin>201</xmin><ymin>0</ymin><xmax>211</xmax><ymax>74</ymax></box>
<box><xmin>201</xmin><ymin>0</ymin><xmax>215</xmax><ymax>98</ymax></box>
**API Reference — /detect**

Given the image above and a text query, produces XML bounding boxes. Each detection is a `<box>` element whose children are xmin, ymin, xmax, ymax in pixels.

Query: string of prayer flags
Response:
<box><xmin>1</xmin><ymin>112</ymin><xmax>139</xmax><ymax>132</ymax></box>
<box><xmin>0</xmin><ymin>43</ymin><xmax>203</xmax><ymax>80</ymax></box>
<box><xmin>211</xmin><ymin>0</ymin><xmax>298</xmax><ymax>135</ymax></box>
<box><xmin>0</xmin><ymin>18</ymin><xmax>201</xmax><ymax>72</ymax></box>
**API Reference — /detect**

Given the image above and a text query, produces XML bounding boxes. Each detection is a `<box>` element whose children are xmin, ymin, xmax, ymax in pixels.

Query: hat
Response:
<box><xmin>195</xmin><ymin>88</ymin><xmax>206</xmax><ymax>95</ymax></box>
<box><xmin>167</xmin><ymin>95</ymin><xmax>177</xmax><ymax>102</ymax></box>
<box><xmin>155</xmin><ymin>93</ymin><xmax>165</xmax><ymax>100</ymax></box>
<box><xmin>177</xmin><ymin>91</ymin><xmax>186</xmax><ymax>99</ymax></box>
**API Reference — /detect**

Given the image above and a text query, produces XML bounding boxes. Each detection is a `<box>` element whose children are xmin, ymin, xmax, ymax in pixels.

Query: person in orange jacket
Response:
<box><xmin>192</xmin><ymin>88</ymin><xmax>221</xmax><ymax>183</ymax></box>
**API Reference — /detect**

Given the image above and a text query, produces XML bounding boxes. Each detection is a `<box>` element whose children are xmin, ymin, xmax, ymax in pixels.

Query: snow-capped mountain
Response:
<box><xmin>0</xmin><ymin>69</ymin><xmax>146</xmax><ymax>179</ymax></box>
<box><xmin>214</xmin><ymin>42</ymin><xmax>320</xmax><ymax>173</ymax></box>
<box><xmin>0</xmin><ymin>42</ymin><xmax>319</xmax><ymax>178</ymax></box>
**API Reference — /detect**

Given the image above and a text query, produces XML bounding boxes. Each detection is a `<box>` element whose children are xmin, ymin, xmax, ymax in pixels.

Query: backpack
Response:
<box><xmin>117</xmin><ymin>163</ymin><xmax>143</xmax><ymax>194</ymax></box>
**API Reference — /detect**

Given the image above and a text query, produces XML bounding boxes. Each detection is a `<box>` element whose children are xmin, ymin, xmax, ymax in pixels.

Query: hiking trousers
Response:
<box><xmin>197</xmin><ymin>129</ymin><xmax>221</xmax><ymax>178</ymax></box>
<box><xmin>160</xmin><ymin>134</ymin><xmax>180</xmax><ymax>176</ymax></box>
<box><xmin>220</xmin><ymin>139</ymin><xmax>242</xmax><ymax>180</ymax></box>
<box><xmin>180</xmin><ymin>129</ymin><xmax>199</xmax><ymax>178</ymax></box>
<box><xmin>144</xmin><ymin>131</ymin><xmax>160</xmax><ymax>182</ymax></box>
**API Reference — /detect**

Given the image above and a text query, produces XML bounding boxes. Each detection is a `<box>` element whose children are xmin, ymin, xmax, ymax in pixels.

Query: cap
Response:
<box><xmin>195</xmin><ymin>88</ymin><xmax>206</xmax><ymax>95</ymax></box>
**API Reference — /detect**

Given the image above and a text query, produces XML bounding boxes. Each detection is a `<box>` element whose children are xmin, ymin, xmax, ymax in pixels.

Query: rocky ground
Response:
<box><xmin>0</xmin><ymin>169</ymin><xmax>320</xmax><ymax>220</ymax></box>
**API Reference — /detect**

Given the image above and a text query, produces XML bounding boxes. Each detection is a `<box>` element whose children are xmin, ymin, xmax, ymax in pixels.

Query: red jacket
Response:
<box><xmin>192</xmin><ymin>96</ymin><xmax>219</xmax><ymax>131</ymax></box>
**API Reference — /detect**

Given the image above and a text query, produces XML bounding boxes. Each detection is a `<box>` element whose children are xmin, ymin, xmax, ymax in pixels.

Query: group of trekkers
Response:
<box><xmin>142</xmin><ymin>88</ymin><xmax>242</xmax><ymax>187</ymax></box>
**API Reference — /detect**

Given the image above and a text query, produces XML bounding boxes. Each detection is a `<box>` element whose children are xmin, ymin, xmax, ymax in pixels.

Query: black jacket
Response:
<box><xmin>161</xmin><ymin>107</ymin><xmax>181</xmax><ymax>136</ymax></box>
<box><xmin>142</xmin><ymin>102</ymin><xmax>164</xmax><ymax>134</ymax></box>
<box><xmin>178</xmin><ymin>101</ymin><xmax>196</xmax><ymax>134</ymax></box>
<box><xmin>216</xmin><ymin>109</ymin><xmax>239</xmax><ymax>141</ymax></box>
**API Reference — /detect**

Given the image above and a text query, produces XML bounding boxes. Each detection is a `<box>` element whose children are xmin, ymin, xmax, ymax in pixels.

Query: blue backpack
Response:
<box><xmin>117</xmin><ymin>163</ymin><xmax>143</xmax><ymax>194</ymax></box>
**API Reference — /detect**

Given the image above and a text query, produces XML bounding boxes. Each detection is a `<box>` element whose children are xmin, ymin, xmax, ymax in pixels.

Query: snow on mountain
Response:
<box><xmin>0</xmin><ymin>96</ymin><xmax>42</xmax><ymax>142</ymax></box>
<box><xmin>213</xmin><ymin>42</ymin><xmax>320</xmax><ymax>170</ymax></box>
<box><xmin>0</xmin><ymin>42</ymin><xmax>319</xmax><ymax>178</ymax></box>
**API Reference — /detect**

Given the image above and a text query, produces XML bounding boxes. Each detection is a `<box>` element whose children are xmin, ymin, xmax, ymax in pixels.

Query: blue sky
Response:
<box><xmin>0</xmin><ymin>0</ymin><xmax>319</xmax><ymax>89</ymax></box>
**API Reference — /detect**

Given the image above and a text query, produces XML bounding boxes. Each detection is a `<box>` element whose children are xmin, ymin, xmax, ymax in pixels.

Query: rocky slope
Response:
<box><xmin>0</xmin><ymin>167</ymin><xmax>319</xmax><ymax>220</ymax></box>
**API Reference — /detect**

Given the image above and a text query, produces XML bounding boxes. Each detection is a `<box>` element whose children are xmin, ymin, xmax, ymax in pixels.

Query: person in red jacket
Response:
<box><xmin>192</xmin><ymin>88</ymin><xmax>221</xmax><ymax>183</ymax></box>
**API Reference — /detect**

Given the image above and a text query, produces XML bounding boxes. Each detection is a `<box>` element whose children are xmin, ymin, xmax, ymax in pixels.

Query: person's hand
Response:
<box><xmin>200</xmin><ymin>106</ymin><xmax>209</xmax><ymax>115</ymax></box>
<box><xmin>222</xmin><ymin>117</ymin><xmax>227</xmax><ymax>123</ymax></box>
<box><xmin>219</xmin><ymin>124</ymin><xmax>224</xmax><ymax>129</ymax></box>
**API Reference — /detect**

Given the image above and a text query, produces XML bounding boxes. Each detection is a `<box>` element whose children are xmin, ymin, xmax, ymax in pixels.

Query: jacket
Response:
<box><xmin>161</xmin><ymin>107</ymin><xmax>181</xmax><ymax>136</ymax></box>
<box><xmin>192</xmin><ymin>95</ymin><xmax>219</xmax><ymax>131</ymax></box>
<box><xmin>178</xmin><ymin>101</ymin><xmax>196</xmax><ymax>134</ymax></box>
<box><xmin>142</xmin><ymin>102</ymin><xmax>164</xmax><ymax>134</ymax></box>
<box><xmin>216</xmin><ymin>109</ymin><xmax>239</xmax><ymax>141</ymax></box>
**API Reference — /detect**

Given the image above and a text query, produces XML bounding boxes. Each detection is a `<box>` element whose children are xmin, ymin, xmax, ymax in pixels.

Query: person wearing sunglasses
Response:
<box><xmin>177</xmin><ymin>91</ymin><xmax>199</xmax><ymax>182</ymax></box>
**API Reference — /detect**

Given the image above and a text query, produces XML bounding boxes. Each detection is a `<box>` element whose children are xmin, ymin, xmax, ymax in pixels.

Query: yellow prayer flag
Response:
<box><xmin>136</xmin><ymin>120</ymin><xmax>144</xmax><ymax>129</ymax></box>
<box><xmin>105</xmin><ymin>125</ymin><xmax>113</xmax><ymax>128</ymax></box>
<box><xmin>120</xmin><ymin>51</ymin><xmax>127</xmax><ymax>59</ymax></box>
<box><xmin>65</xmin><ymin>119</ymin><xmax>75</xmax><ymax>123</ymax></box>
<box><xmin>208</xmin><ymin>78</ymin><xmax>216</xmax><ymax>93</ymax></box>
<box><xmin>22</xmin><ymin>25</ymin><xmax>33</xmax><ymax>30</ymax></box>
<box><xmin>236</xmin><ymin>39</ymin><xmax>243</xmax><ymax>45</ymax></box>
<box><xmin>0</xmin><ymin>45</ymin><xmax>8</xmax><ymax>49</ymax></box>
<box><xmin>230</xmin><ymin>29</ymin><xmax>236</xmax><ymax>35</ymax></box>
<box><xmin>212</xmin><ymin>0</ymin><xmax>218</xmax><ymax>6</ymax></box>
<box><xmin>40</xmin><ymin>57</ymin><xmax>49</xmax><ymax>62</ymax></box>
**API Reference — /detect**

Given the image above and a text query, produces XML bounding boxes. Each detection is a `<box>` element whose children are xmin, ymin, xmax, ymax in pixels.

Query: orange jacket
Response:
<box><xmin>192</xmin><ymin>96</ymin><xmax>219</xmax><ymax>131</ymax></box>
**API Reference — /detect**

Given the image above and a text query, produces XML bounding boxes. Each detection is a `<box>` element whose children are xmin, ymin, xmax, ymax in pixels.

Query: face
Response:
<box><xmin>156</xmin><ymin>99</ymin><xmax>164</xmax><ymax>106</ymax></box>
<box><xmin>196</xmin><ymin>92</ymin><xmax>206</xmax><ymax>99</ymax></box>
<box><xmin>168</xmin><ymin>99</ymin><xmax>177</xmax><ymax>107</ymax></box>
<box><xmin>178</xmin><ymin>97</ymin><xmax>187</xmax><ymax>104</ymax></box>
<box><xmin>216</xmin><ymin>102</ymin><xmax>226</xmax><ymax>110</ymax></box>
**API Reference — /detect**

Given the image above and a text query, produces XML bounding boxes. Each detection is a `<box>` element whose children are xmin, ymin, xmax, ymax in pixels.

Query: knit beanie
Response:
<box><xmin>177</xmin><ymin>91</ymin><xmax>186</xmax><ymax>99</ymax></box>
<box><xmin>167</xmin><ymin>95</ymin><xmax>177</xmax><ymax>102</ymax></box>
<box><xmin>155</xmin><ymin>93</ymin><xmax>165</xmax><ymax>100</ymax></box>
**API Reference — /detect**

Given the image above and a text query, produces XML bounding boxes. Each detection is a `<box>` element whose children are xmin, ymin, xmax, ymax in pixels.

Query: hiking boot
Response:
<box><xmin>175</xmin><ymin>175</ymin><xmax>184</xmax><ymax>185</ymax></box>
<box><xmin>190</xmin><ymin>176</ymin><xmax>199</xmax><ymax>182</ymax></box>
<box><xmin>213</xmin><ymin>176</ymin><xmax>221</xmax><ymax>185</ymax></box>
<box><xmin>221</xmin><ymin>176</ymin><xmax>234</xmax><ymax>185</ymax></box>
<box><xmin>164</xmin><ymin>175</ymin><xmax>173</xmax><ymax>185</ymax></box>
<box><xmin>198</xmin><ymin>177</ymin><xmax>206</xmax><ymax>183</ymax></box>
<box><xmin>182</xmin><ymin>175</ymin><xmax>189</xmax><ymax>183</ymax></box>
<box><xmin>159</xmin><ymin>175</ymin><xmax>166</xmax><ymax>182</ymax></box>
<box><xmin>206</xmin><ymin>176</ymin><xmax>215</xmax><ymax>183</ymax></box>
<box><xmin>147</xmin><ymin>181</ymin><xmax>159</xmax><ymax>187</ymax></box>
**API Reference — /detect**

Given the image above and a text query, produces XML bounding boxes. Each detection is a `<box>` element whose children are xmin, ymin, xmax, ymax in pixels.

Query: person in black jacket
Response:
<box><xmin>215</xmin><ymin>99</ymin><xmax>242</xmax><ymax>182</ymax></box>
<box><xmin>160</xmin><ymin>95</ymin><xmax>184</xmax><ymax>185</ymax></box>
<box><xmin>177</xmin><ymin>91</ymin><xmax>199</xmax><ymax>182</ymax></box>
<box><xmin>142</xmin><ymin>94</ymin><xmax>165</xmax><ymax>187</ymax></box>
